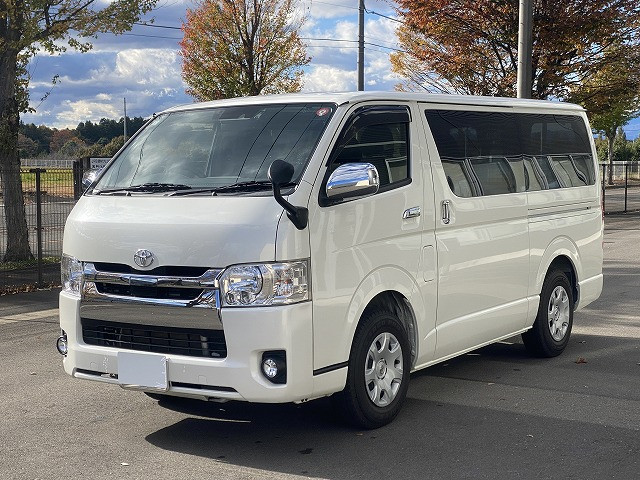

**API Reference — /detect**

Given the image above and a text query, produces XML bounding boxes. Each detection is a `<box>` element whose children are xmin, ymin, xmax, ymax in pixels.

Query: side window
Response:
<box><xmin>523</xmin><ymin>157</ymin><xmax>543</xmax><ymax>191</ymax></box>
<box><xmin>426</xmin><ymin>109</ymin><xmax>595</xmax><ymax>197</ymax></box>
<box><xmin>550</xmin><ymin>155</ymin><xmax>588</xmax><ymax>187</ymax></box>
<box><xmin>469</xmin><ymin>157</ymin><xmax>517</xmax><ymax>195</ymax></box>
<box><xmin>442</xmin><ymin>159</ymin><xmax>475</xmax><ymax>197</ymax></box>
<box><xmin>572</xmin><ymin>154</ymin><xmax>595</xmax><ymax>184</ymax></box>
<box><xmin>533</xmin><ymin>156</ymin><xmax>561</xmax><ymax>189</ymax></box>
<box><xmin>332</xmin><ymin>121</ymin><xmax>409</xmax><ymax>189</ymax></box>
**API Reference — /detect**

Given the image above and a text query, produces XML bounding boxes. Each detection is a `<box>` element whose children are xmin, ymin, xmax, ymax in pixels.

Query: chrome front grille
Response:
<box><xmin>79</xmin><ymin>263</ymin><xmax>224</xmax><ymax>335</ymax></box>
<box><xmin>95</xmin><ymin>282</ymin><xmax>203</xmax><ymax>301</ymax></box>
<box><xmin>82</xmin><ymin>263</ymin><xmax>222</xmax><ymax>308</ymax></box>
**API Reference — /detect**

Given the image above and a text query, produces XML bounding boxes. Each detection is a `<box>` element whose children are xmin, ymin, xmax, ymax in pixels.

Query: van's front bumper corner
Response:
<box><xmin>58</xmin><ymin>295</ymin><xmax>317</xmax><ymax>403</ymax></box>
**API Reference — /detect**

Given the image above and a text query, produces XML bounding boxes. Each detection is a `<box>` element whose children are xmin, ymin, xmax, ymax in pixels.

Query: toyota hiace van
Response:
<box><xmin>59</xmin><ymin>92</ymin><xmax>603</xmax><ymax>428</ymax></box>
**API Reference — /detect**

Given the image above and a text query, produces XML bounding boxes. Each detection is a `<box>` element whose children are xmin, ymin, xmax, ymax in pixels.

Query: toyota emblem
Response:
<box><xmin>134</xmin><ymin>249</ymin><xmax>154</xmax><ymax>268</ymax></box>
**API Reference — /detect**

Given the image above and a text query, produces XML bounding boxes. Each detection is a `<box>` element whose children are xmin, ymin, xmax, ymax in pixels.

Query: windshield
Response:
<box><xmin>92</xmin><ymin>103</ymin><xmax>335</xmax><ymax>193</ymax></box>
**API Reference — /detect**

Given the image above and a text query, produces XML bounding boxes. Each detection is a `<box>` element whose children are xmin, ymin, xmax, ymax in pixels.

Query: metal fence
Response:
<box><xmin>601</xmin><ymin>162</ymin><xmax>640</xmax><ymax>214</ymax></box>
<box><xmin>1</xmin><ymin>167</ymin><xmax>79</xmax><ymax>291</ymax></box>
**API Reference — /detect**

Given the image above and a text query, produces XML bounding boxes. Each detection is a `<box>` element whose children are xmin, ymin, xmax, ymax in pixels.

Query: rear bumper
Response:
<box><xmin>59</xmin><ymin>292</ymin><xmax>322</xmax><ymax>403</ymax></box>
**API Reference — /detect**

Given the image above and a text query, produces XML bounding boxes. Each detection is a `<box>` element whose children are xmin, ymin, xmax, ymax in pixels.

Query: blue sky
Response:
<box><xmin>22</xmin><ymin>0</ymin><xmax>401</xmax><ymax>128</ymax></box>
<box><xmin>20</xmin><ymin>0</ymin><xmax>640</xmax><ymax>139</ymax></box>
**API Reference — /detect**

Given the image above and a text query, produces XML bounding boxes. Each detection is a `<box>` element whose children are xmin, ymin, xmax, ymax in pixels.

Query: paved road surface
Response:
<box><xmin>0</xmin><ymin>216</ymin><xmax>638</xmax><ymax>480</ymax></box>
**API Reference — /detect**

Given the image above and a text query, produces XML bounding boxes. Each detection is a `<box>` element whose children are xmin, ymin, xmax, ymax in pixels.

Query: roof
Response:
<box><xmin>161</xmin><ymin>91</ymin><xmax>584</xmax><ymax>114</ymax></box>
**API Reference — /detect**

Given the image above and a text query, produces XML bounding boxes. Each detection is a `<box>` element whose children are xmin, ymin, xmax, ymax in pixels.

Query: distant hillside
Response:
<box><xmin>19</xmin><ymin>117</ymin><xmax>147</xmax><ymax>160</ymax></box>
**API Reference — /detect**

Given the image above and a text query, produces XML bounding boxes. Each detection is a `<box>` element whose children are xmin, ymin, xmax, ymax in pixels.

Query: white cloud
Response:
<box><xmin>114</xmin><ymin>49</ymin><xmax>182</xmax><ymax>86</ymax></box>
<box><xmin>303</xmin><ymin>65</ymin><xmax>357</xmax><ymax>92</ymax></box>
<box><xmin>56</xmin><ymin>99</ymin><xmax>120</xmax><ymax>125</ymax></box>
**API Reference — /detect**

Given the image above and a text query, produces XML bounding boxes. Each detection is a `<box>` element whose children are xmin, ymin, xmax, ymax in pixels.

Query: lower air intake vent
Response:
<box><xmin>81</xmin><ymin>318</ymin><xmax>227</xmax><ymax>358</ymax></box>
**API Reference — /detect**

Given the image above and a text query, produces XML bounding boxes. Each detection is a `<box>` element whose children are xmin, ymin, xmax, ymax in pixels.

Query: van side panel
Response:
<box><xmin>527</xmin><ymin>112</ymin><xmax>603</xmax><ymax>312</ymax></box>
<box><xmin>431</xmin><ymin>161</ymin><xmax>530</xmax><ymax>357</ymax></box>
<box><xmin>527</xmin><ymin>188</ymin><xmax>602</xmax><ymax>298</ymax></box>
<box><xmin>420</xmin><ymin>106</ymin><xmax>530</xmax><ymax>359</ymax></box>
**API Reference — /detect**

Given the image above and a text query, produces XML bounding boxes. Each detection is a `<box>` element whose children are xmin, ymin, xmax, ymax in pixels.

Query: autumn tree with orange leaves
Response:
<box><xmin>391</xmin><ymin>0</ymin><xmax>640</xmax><ymax>101</ymax></box>
<box><xmin>180</xmin><ymin>0</ymin><xmax>310</xmax><ymax>101</ymax></box>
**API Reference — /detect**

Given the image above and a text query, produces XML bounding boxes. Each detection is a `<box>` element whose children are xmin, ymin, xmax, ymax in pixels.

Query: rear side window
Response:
<box><xmin>470</xmin><ymin>157</ymin><xmax>518</xmax><ymax>195</ymax></box>
<box><xmin>425</xmin><ymin>110</ymin><xmax>595</xmax><ymax>197</ymax></box>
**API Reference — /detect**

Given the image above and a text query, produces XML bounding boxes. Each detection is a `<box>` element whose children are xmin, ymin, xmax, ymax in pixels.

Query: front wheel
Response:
<box><xmin>335</xmin><ymin>309</ymin><xmax>411</xmax><ymax>429</ymax></box>
<box><xmin>522</xmin><ymin>269</ymin><xmax>574</xmax><ymax>357</ymax></box>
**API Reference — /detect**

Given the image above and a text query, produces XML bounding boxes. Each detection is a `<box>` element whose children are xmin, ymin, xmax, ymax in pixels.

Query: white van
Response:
<box><xmin>58</xmin><ymin>92</ymin><xmax>603</xmax><ymax>428</ymax></box>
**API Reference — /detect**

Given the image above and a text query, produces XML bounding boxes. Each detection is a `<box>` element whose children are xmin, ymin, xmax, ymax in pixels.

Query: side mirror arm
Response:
<box><xmin>272</xmin><ymin>187</ymin><xmax>308</xmax><ymax>230</ymax></box>
<box><xmin>268</xmin><ymin>159</ymin><xmax>308</xmax><ymax>230</ymax></box>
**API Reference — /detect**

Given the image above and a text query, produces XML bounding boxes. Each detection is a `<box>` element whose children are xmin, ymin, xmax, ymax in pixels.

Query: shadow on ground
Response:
<box><xmin>145</xmin><ymin>336</ymin><xmax>639</xmax><ymax>480</ymax></box>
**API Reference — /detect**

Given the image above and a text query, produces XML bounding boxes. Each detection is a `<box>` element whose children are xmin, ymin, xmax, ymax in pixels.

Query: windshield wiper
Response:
<box><xmin>95</xmin><ymin>183</ymin><xmax>193</xmax><ymax>195</ymax></box>
<box><xmin>169</xmin><ymin>180</ymin><xmax>290</xmax><ymax>196</ymax></box>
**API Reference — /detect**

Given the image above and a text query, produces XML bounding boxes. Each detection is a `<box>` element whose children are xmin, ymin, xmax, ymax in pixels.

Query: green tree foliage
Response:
<box><xmin>57</xmin><ymin>136</ymin><xmax>87</xmax><ymax>158</ymax></box>
<box><xmin>17</xmin><ymin>132</ymin><xmax>37</xmax><ymax>157</ymax></box>
<box><xmin>392</xmin><ymin>1</ymin><xmax>640</xmax><ymax>100</ymax></box>
<box><xmin>1</xmin><ymin>0</ymin><xmax>158</xmax><ymax>261</ymax></box>
<box><xmin>77</xmin><ymin>117</ymin><xmax>146</xmax><ymax>144</ymax></box>
<box><xmin>18</xmin><ymin>117</ymin><xmax>146</xmax><ymax>158</ymax></box>
<box><xmin>100</xmin><ymin>135</ymin><xmax>125</xmax><ymax>157</ymax></box>
<box><xmin>180</xmin><ymin>0</ymin><xmax>310</xmax><ymax>101</ymax></box>
<box><xmin>569</xmin><ymin>45</ymin><xmax>640</xmax><ymax>183</ymax></box>
<box><xmin>19</xmin><ymin>122</ymin><xmax>52</xmax><ymax>154</ymax></box>
<box><xmin>595</xmin><ymin>132</ymin><xmax>640</xmax><ymax>165</ymax></box>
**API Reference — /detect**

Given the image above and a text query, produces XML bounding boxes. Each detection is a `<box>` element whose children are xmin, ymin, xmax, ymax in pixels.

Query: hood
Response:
<box><xmin>63</xmin><ymin>195</ymin><xmax>284</xmax><ymax>269</ymax></box>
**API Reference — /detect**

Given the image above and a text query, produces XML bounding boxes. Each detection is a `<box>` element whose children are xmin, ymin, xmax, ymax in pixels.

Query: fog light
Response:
<box><xmin>262</xmin><ymin>358</ymin><xmax>278</xmax><ymax>378</ymax></box>
<box><xmin>260</xmin><ymin>351</ymin><xmax>287</xmax><ymax>384</ymax></box>
<box><xmin>56</xmin><ymin>333</ymin><xmax>68</xmax><ymax>355</ymax></box>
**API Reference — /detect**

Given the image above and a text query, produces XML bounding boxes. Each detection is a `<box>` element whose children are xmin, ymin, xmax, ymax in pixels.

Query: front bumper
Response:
<box><xmin>59</xmin><ymin>292</ymin><xmax>316</xmax><ymax>403</ymax></box>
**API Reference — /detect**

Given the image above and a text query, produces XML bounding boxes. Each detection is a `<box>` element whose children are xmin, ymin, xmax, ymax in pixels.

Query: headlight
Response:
<box><xmin>61</xmin><ymin>254</ymin><xmax>83</xmax><ymax>296</ymax></box>
<box><xmin>219</xmin><ymin>260</ymin><xmax>309</xmax><ymax>307</ymax></box>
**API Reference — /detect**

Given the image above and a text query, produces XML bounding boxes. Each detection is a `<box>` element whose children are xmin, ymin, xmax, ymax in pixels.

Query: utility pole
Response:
<box><xmin>123</xmin><ymin>97</ymin><xmax>128</xmax><ymax>140</ymax></box>
<box><xmin>358</xmin><ymin>0</ymin><xmax>364</xmax><ymax>91</ymax></box>
<box><xmin>517</xmin><ymin>0</ymin><xmax>533</xmax><ymax>98</ymax></box>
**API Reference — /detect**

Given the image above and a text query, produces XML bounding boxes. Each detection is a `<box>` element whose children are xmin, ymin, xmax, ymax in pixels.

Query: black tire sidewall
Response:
<box><xmin>346</xmin><ymin>310</ymin><xmax>411</xmax><ymax>428</ymax></box>
<box><xmin>535</xmin><ymin>271</ymin><xmax>574</xmax><ymax>356</ymax></box>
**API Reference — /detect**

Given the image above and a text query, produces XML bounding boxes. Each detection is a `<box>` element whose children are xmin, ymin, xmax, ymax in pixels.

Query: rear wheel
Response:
<box><xmin>335</xmin><ymin>309</ymin><xmax>411</xmax><ymax>429</ymax></box>
<box><xmin>522</xmin><ymin>269</ymin><xmax>574</xmax><ymax>357</ymax></box>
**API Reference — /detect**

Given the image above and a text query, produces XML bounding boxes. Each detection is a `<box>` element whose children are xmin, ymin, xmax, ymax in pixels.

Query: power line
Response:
<box><xmin>311</xmin><ymin>1</ymin><xmax>359</xmax><ymax>11</ymax></box>
<box><xmin>301</xmin><ymin>37</ymin><xmax>358</xmax><ymax>44</ymax></box>
<box><xmin>365</xmin><ymin>42</ymin><xmax>406</xmax><ymax>54</ymax></box>
<box><xmin>125</xmin><ymin>27</ymin><xmax>365</xmax><ymax>45</ymax></box>
<box><xmin>134</xmin><ymin>22</ymin><xmax>181</xmax><ymax>30</ymax></box>
<box><xmin>364</xmin><ymin>9</ymin><xmax>405</xmax><ymax>24</ymax></box>
<box><xmin>122</xmin><ymin>32</ymin><xmax>182</xmax><ymax>40</ymax></box>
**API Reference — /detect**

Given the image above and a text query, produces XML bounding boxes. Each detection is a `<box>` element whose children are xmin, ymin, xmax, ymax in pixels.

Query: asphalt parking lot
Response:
<box><xmin>0</xmin><ymin>214</ymin><xmax>638</xmax><ymax>480</ymax></box>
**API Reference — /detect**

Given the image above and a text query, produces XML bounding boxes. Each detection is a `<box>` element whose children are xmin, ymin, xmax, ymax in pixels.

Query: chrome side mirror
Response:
<box><xmin>82</xmin><ymin>168</ymin><xmax>101</xmax><ymax>190</ymax></box>
<box><xmin>326</xmin><ymin>163</ymin><xmax>380</xmax><ymax>200</ymax></box>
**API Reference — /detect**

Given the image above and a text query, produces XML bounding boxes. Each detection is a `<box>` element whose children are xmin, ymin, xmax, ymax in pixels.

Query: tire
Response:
<box><xmin>335</xmin><ymin>308</ymin><xmax>411</xmax><ymax>429</ymax></box>
<box><xmin>522</xmin><ymin>269</ymin><xmax>574</xmax><ymax>357</ymax></box>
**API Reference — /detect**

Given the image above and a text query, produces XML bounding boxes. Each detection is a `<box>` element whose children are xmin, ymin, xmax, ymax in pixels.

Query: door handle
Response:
<box><xmin>403</xmin><ymin>206</ymin><xmax>421</xmax><ymax>219</ymax></box>
<box><xmin>442</xmin><ymin>200</ymin><xmax>451</xmax><ymax>224</ymax></box>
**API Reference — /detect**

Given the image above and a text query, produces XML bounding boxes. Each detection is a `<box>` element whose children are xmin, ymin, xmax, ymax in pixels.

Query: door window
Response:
<box><xmin>332</xmin><ymin>122</ymin><xmax>409</xmax><ymax>188</ymax></box>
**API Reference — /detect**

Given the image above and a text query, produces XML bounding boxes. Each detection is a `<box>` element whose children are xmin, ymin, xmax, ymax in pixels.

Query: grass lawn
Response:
<box><xmin>0</xmin><ymin>257</ymin><xmax>60</xmax><ymax>272</ymax></box>
<box><xmin>20</xmin><ymin>169</ymin><xmax>74</xmax><ymax>198</ymax></box>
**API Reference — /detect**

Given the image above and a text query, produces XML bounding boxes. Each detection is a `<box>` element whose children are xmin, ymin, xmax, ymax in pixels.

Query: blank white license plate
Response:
<box><xmin>118</xmin><ymin>351</ymin><xmax>168</xmax><ymax>391</ymax></box>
